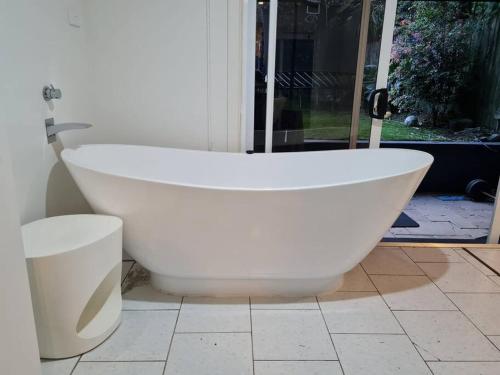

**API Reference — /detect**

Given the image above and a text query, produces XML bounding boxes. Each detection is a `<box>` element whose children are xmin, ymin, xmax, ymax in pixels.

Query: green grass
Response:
<box><xmin>300</xmin><ymin>111</ymin><xmax>469</xmax><ymax>142</ymax></box>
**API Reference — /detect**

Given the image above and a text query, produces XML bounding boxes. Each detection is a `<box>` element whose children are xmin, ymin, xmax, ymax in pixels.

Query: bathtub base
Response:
<box><xmin>150</xmin><ymin>272</ymin><xmax>343</xmax><ymax>297</ymax></box>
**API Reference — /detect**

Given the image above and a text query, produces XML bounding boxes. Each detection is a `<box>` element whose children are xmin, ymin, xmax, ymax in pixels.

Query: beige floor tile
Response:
<box><xmin>41</xmin><ymin>357</ymin><xmax>79</xmax><ymax>375</ymax></box>
<box><xmin>448</xmin><ymin>293</ymin><xmax>500</xmax><ymax>335</ymax></box>
<box><xmin>81</xmin><ymin>310</ymin><xmax>177</xmax><ymax>361</ymax></box>
<box><xmin>361</xmin><ymin>247</ymin><xmax>424</xmax><ymax>275</ymax></box>
<box><xmin>165</xmin><ymin>333</ymin><xmax>252</xmax><ymax>375</ymax></box>
<box><xmin>469</xmin><ymin>249</ymin><xmax>500</xmax><ymax>273</ymax></box>
<box><xmin>176</xmin><ymin>297</ymin><xmax>250</xmax><ymax>333</ymax></box>
<box><xmin>318</xmin><ymin>292</ymin><xmax>403</xmax><ymax>334</ymax></box>
<box><xmin>455</xmin><ymin>249</ymin><xmax>496</xmax><ymax>276</ymax></box>
<box><xmin>252</xmin><ymin>310</ymin><xmax>336</xmax><ymax>360</ymax></box>
<box><xmin>395</xmin><ymin>311</ymin><xmax>500</xmax><ymax>361</ymax></box>
<box><xmin>122</xmin><ymin>284</ymin><xmax>181</xmax><ymax>310</ymax></box>
<box><xmin>418</xmin><ymin>262</ymin><xmax>500</xmax><ymax>293</ymax></box>
<box><xmin>488</xmin><ymin>335</ymin><xmax>500</xmax><ymax>350</ymax></box>
<box><xmin>73</xmin><ymin>362</ymin><xmax>164</xmax><ymax>375</ymax></box>
<box><xmin>427</xmin><ymin>362</ymin><xmax>500</xmax><ymax>375</ymax></box>
<box><xmin>251</xmin><ymin>296</ymin><xmax>318</xmax><ymax>310</ymax></box>
<box><xmin>402</xmin><ymin>247</ymin><xmax>464</xmax><ymax>263</ymax></box>
<box><xmin>332</xmin><ymin>334</ymin><xmax>431</xmax><ymax>375</ymax></box>
<box><xmin>337</xmin><ymin>265</ymin><xmax>377</xmax><ymax>292</ymax></box>
<box><xmin>254</xmin><ymin>361</ymin><xmax>342</xmax><ymax>375</ymax></box>
<box><xmin>490</xmin><ymin>276</ymin><xmax>500</xmax><ymax>286</ymax></box>
<box><xmin>371</xmin><ymin>275</ymin><xmax>456</xmax><ymax>310</ymax></box>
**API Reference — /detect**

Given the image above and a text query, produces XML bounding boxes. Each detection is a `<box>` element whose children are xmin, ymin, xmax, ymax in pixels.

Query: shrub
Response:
<box><xmin>388</xmin><ymin>1</ymin><xmax>475</xmax><ymax>127</ymax></box>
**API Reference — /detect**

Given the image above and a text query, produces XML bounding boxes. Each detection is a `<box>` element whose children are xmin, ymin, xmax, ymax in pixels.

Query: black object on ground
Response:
<box><xmin>392</xmin><ymin>212</ymin><xmax>419</xmax><ymax>228</ymax></box>
<box><xmin>466</xmin><ymin>179</ymin><xmax>496</xmax><ymax>202</ymax></box>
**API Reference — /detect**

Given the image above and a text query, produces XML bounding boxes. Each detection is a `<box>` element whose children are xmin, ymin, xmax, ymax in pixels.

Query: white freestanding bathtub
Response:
<box><xmin>62</xmin><ymin>145</ymin><xmax>432</xmax><ymax>296</ymax></box>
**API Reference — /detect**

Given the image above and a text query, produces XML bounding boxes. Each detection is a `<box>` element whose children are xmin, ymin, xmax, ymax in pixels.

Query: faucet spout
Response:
<box><xmin>45</xmin><ymin>118</ymin><xmax>92</xmax><ymax>143</ymax></box>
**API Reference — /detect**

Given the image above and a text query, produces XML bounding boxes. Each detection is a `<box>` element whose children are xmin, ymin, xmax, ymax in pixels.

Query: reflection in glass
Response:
<box><xmin>254</xmin><ymin>1</ymin><xmax>270</xmax><ymax>152</ymax></box>
<box><xmin>273</xmin><ymin>0</ymin><xmax>363</xmax><ymax>151</ymax></box>
<box><xmin>254</xmin><ymin>0</ymin><xmax>367</xmax><ymax>152</ymax></box>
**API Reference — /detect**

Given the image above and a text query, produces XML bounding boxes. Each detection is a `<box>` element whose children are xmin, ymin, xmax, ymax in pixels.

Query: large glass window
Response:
<box><xmin>254</xmin><ymin>0</ymin><xmax>369</xmax><ymax>151</ymax></box>
<box><xmin>381</xmin><ymin>1</ymin><xmax>500</xmax><ymax>143</ymax></box>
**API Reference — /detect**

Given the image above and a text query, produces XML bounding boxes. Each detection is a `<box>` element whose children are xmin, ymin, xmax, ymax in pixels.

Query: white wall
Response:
<box><xmin>63</xmin><ymin>0</ymin><xmax>242</xmax><ymax>152</ymax></box>
<box><xmin>76</xmin><ymin>0</ymin><xmax>211</xmax><ymax>149</ymax></box>
<box><xmin>1</xmin><ymin>0</ymin><xmax>244</xmax><ymax>224</ymax></box>
<box><xmin>0</xmin><ymin>126</ymin><xmax>41</xmax><ymax>374</ymax></box>
<box><xmin>0</xmin><ymin>0</ymin><xmax>92</xmax><ymax>223</ymax></box>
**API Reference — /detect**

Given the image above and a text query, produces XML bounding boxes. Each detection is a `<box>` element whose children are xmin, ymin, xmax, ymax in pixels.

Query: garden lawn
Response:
<box><xmin>301</xmin><ymin>111</ymin><xmax>466</xmax><ymax>142</ymax></box>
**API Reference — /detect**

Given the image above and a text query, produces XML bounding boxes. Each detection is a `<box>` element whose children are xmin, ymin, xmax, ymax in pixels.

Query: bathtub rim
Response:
<box><xmin>61</xmin><ymin>144</ymin><xmax>433</xmax><ymax>192</ymax></box>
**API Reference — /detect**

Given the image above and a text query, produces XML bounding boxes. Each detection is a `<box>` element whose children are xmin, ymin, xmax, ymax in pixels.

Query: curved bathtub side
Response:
<box><xmin>63</xmin><ymin>154</ymin><xmax>429</xmax><ymax>296</ymax></box>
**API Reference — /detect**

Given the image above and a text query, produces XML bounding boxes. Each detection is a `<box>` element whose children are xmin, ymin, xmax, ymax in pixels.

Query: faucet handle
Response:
<box><xmin>42</xmin><ymin>84</ymin><xmax>62</xmax><ymax>101</ymax></box>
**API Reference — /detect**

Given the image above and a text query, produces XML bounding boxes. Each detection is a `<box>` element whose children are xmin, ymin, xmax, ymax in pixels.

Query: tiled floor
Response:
<box><xmin>385</xmin><ymin>194</ymin><xmax>493</xmax><ymax>240</ymax></box>
<box><xmin>41</xmin><ymin>245</ymin><xmax>500</xmax><ymax>375</ymax></box>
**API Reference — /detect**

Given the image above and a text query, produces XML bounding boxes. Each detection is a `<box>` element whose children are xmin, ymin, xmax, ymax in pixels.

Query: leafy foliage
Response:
<box><xmin>388</xmin><ymin>1</ymin><xmax>480</xmax><ymax>127</ymax></box>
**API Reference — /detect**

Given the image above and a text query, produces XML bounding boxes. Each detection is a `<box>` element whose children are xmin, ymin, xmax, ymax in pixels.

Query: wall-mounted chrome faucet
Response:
<box><xmin>45</xmin><ymin>118</ymin><xmax>92</xmax><ymax>144</ymax></box>
<box><xmin>42</xmin><ymin>84</ymin><xmax>62</xmax><ymax>101</ymax></box>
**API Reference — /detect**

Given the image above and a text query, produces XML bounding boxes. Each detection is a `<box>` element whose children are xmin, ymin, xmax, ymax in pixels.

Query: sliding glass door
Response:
<box><xmin>243</xmin><ymin>0</ymin><xmax>499</xmax><ymax>243</ymax></box>
<box><xmin>251</xmin><ymin>0</ymin><xmax>388</xmax><ymax>152</ymax></box>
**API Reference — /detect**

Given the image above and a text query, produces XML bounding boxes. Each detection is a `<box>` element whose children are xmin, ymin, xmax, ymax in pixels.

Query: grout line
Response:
<box><xmin>357</xmin><ymin>262</ymin><xmax>428</xmax><ymax>283</ymax></box>
<box><xmin>364</xmin><ymin>273</ymin><xmax>426</xmax><ymax>276</ymax></box>
<box><xmin>121</xmin><ymin>260</ymin><xmax>136</xmax><ymax>287</ymax></box>
<box><xmin>74</xmin><ymin>358</ymin><xmax>492</xmax><ymax>364</ymax></box>
<box><xmin>334</xmin><ymin>289</ymin><xmax>378</xmax><ymax>293</ymax></box>
<box><xmin>425</xmin><ymin>360</ymin><xmax>500</xmax><ymax>363</ymax></box>
<box><xmin>321</xmin><ymin>290</ymin><xmax>377</xmax><ymax>294</ymax></box>
<box><xmin>366</xmin><ymin>271</ymin><xmax>436</xmax><ymax>374</ymax></box>
<box><xmin>76</xmin><ymin>246</ymin><xmax>500</xmax><ymax>372</ymax></box>
<box><xmin>330</xmin><ymin>332</ymin><xmax>407</xmax><ymax>336</ymax></box>
<box><xmin>358</xmin><ymin>262</ymin><xmax>370</xmax><ymax>275</ymax></box>
<box><xmin>445</xmin><ymin>291</ymin><xmax>500</xmax><ymax>294</ymax></box>
<box><xmin>414</xmin><ymin>258</ymin><xmax>500</xmax><ymax>357</ymax></box>
<box><xmin>69</xmin><ymin>355</ymin><xmax>82</xmax><ymax>375</ymax></box>
<box><xmin>122</xmin><ymin>308</ymin><xmax>181</xmax><ymax>311</ymax></box>
<box><xmin>251</xmin><ymin>308</ymin><xmax>320</xmax><ymax>310</ymax></box>
<box><xmin>253</xmin><ymin>359</ymin><xmax>341</xmax><ymax>362</ymax></box>
<box><xmin>398</xmin><ymin>261</ymin><xmax>466</xmax><ymax>264</ymax></box>
<box><xmin>249</xmin><ymin>296</ymin><xmax>255</xmax><ymax>375</ymax></box>
<box><xmin>443</xmin><ymin>303</ymin><xmax>500</xmax><ymax>353</ymax></box>
<box><xmin>389</xmin><ymin>309</ymin><xmax>457</xmax><ymax>312</ymax></box>
<box><xmin>173</xmin><ymin>331</ymin><xmax>252</xmax><ymax>334</ymax></box>
<box><xmin>409</xmin><ymin>249</ymin><xmax>500</xmax><ymax>296</ymax></box>
<box><xmin>316</xmin><ymin>296</ymin><xmax>346</xmax><ymax>375</ymax></box>
<box><xmin>463</xmin><ymin>248</ymin><xmax>500</xmax><ymax>276</ymax></box>
<box><xmin>456</xmin><ymin>250</ymin><xmax>500</xmax><ymax>278</ymax></box>
<box><xmin>162</xmin><ymin>296</ymin><xmax>183</xmax><ymax>375</ymax></box>
<box><xmin>385</xmin><ymin>317</ymin><xmax>436</xmax><ymax>374</ymax></box>
<box><xmin>77</xmin><ymin>360</ymin><xmax>167</xmax><ymax>363</ymax></box>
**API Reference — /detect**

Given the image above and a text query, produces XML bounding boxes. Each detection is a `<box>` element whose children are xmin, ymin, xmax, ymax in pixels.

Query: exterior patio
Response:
<box><xmin>386</xmin><ymin>194</ymin><xmax>493</xmax><ymax>240</ymax></box>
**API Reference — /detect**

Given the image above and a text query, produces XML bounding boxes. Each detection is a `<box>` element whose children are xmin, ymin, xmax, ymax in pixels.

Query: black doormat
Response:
<box><xmin>392</xmin><ymin>212</ymin><xmax>419</xmax><ymax>228</ymax></box>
